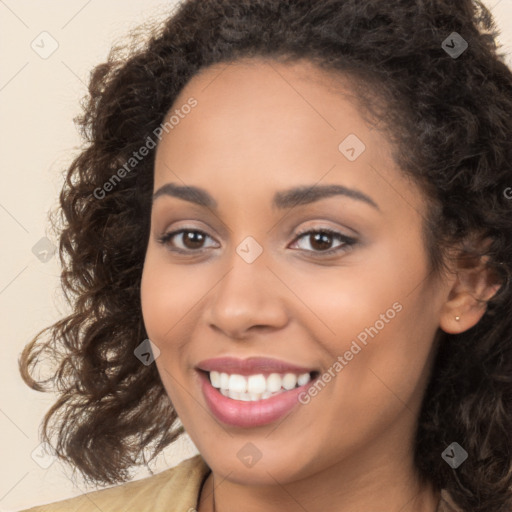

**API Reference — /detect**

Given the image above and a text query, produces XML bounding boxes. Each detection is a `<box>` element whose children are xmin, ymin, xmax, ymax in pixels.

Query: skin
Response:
<box><xmin>140</xmin><ymin>57</ymin><xmax>499</xmax><ymax>512</ymax></box>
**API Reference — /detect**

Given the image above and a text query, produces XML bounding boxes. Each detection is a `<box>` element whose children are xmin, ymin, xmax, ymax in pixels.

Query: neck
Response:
<box><xmin>199</xmin><ymin>457</ymin><xmax>441</xmax><ymax>512</ymax></box>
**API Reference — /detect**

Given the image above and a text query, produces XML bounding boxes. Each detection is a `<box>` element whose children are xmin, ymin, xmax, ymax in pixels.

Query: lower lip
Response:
<box><xmin>199</xmin><ymin>371</ymin><xmax>316</xmax><ymax>428</ymax></box>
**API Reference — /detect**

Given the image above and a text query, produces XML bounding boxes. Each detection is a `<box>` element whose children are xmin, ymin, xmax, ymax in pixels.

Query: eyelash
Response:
<box><xmin>156</xmin><ymin>226</ymin><xmax>357</xmax><ymax>257</ymax></box>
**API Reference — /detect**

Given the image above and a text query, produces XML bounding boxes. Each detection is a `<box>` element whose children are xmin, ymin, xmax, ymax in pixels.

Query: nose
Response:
<box><xmin>203</xmin><ymin>249</ymin><xmax>289</xmax><ymax>340</ymax></box>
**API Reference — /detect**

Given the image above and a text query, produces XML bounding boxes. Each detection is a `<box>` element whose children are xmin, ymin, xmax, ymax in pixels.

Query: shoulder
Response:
<box><xmin>18</xmin><ymin>454</ymin><xmax>210</xmax><ymax>512</ymax></box>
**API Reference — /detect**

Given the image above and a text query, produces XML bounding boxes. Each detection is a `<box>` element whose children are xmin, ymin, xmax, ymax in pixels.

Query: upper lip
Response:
<box><xmin>197</xmin><ymin>356</ymin><xmax>317</xmax><ymax>376</ymax></box>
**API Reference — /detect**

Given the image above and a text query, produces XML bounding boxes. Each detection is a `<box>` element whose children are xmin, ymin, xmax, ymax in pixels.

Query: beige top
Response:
<box><xmin>19</xmin><ymin>454</ymin><xmax>463</xmax><ymax>512</ymax></box>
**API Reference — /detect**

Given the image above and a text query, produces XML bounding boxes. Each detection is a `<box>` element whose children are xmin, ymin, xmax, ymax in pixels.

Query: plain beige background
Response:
<box><xmin>1</xmin><ymin>1</ymin><xmax>511</xmax><ymax>510</ymax></box>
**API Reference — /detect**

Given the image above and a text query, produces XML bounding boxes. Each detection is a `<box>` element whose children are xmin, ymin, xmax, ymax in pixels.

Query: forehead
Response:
<box><xmin>152</xmin><ymin>57</ymin><xmax>426</xmax><ymax>220</ymax></box>
<box><xmin>164</xmin><ymin>57</ymin><xmax>365</xmax><ymax>139</ymax></box>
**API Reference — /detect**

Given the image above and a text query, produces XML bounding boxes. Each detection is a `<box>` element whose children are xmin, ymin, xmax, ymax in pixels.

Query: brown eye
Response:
<box><xmin>290</xmin><ymin>228</ymin><xmax>356</xmax><ymax>256</ymax></box>
<box><xmin>307</xmin><ymin>232</ymin><xmax>334</xmax><ymax>251</ymax></box>
<box><xmin>180</xmin><ymin>230</ymin><xmax>207</xmax><ymax>250</ymax></box>
<box><xmin>157</xmin><ymin>229</ymin><xmax>218</xmax><ymax>253</ymax></box>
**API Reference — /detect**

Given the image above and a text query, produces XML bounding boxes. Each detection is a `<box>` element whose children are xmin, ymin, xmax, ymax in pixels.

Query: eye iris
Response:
<box><xmin>183</xmin><ymin>231</ymin><xmax>205</xmax><ymax>249</ymax></box>
<box><xmin>310</xmin><ymin>232</ymin><xmax>332</xmax><ymax>251</ymax></box>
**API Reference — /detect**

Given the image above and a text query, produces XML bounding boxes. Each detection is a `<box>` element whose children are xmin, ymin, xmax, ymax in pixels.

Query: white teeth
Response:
<box><xmin>267</xmin><ymin>373</ymin><xmax>282</xmax><ymax>393</ymax></box>
<box><xmin>220</xmin><ymin>372</ymin><xmax>230</xmax><ymax>389</ymax></box>
<box><xmin>228</xmin><ymin>374</ymin><xmax>247</xmax><ymax>393</ymax></box>
<box><xmin>297</xmin><ymin>372</ymin><xmax>310</xmax><ymax>386</ymax></box>
<box><xmin>247</xmin><ymin>374</ymin><xmax>266</xmax><ymax>394</ymax></box>
<box><xmin>228</xmin><ymin>389</ymin><xmax>241</xmax><ymax>400</ymax></box>
<box><xmin>208</xmin><ymin>371</ymin><xmax>313</xmax><ymax>401</ymax></box>
<box><xmin>210</xmin><ymin>371</ymin><xmax>221</xmax><ymax>388</ymax></box>
<box><xmin>282</xmin><ymin>373</ymin><xmax>297</xmax><ymax>390</ymax></box>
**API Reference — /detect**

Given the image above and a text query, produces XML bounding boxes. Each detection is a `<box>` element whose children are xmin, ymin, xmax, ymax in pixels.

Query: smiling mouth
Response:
<box><xmin>199</xmin><ymin>369</ymin><xmax>320</xmax><ymax>402</ymax></box>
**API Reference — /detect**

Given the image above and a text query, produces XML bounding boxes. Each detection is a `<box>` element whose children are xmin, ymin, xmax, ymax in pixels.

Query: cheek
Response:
<box><xmin>286</xmin><ymin>256</ymin><xmax>401</xmax><ymax>348</ymax></box>
<box><xmin>140</xmin><ymin>257</ymin><xmax>196</xmax><ymax>407</ymax></box>
<box><xmin>140</xmin><ymin>259</ymin><xmax>175</xmax><ymax>341</ymax></box>
<box><xmin>293</xmin><ymin>239</ymin><xmax>433</xmax><ymax>393</ymax></box>
<box><xmin>140</xmin><ymin>251</ymin><xmax>209</xmax><ymax>341</ymax></box>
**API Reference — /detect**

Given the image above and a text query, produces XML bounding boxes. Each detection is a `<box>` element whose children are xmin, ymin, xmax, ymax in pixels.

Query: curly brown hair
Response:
<box><xmin>19</xmin><ymin>1</ymin><xmax>512</xmax><ymax>510</ymax></box>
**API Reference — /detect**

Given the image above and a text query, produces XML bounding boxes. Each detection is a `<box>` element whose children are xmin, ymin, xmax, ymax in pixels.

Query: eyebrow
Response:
<box><xmin>152</xmin><ymin>183</ymin><xmax>379</xmax><ymax>211</ymax></box>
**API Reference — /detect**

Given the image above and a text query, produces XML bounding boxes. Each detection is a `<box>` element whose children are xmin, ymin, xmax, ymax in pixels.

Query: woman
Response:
<box><xmin>18</xmin><ymin>1</ymin><xmax>512</xmax><ymax>511</ymax></box>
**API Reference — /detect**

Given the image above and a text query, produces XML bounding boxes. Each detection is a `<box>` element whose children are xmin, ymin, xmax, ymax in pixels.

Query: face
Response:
<box><xmin>140</xmin><ymin>58</ymin><xmax>452</xmax><ymax>486</ymax></box>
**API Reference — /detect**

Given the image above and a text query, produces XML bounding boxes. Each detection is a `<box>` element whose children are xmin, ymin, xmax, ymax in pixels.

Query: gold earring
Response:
<box><xmin>455</xmin><ymin>316</ymin><xmax>460</xmax><ymax>321</ymax></box>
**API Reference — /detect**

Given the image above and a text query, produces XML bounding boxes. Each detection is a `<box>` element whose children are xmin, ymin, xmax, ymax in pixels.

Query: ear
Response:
<box><xmin>439</xmin><ymin>238</ymin><xmax>503</xmax><ymax>334</ymax></box>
